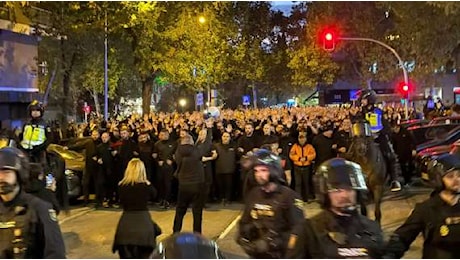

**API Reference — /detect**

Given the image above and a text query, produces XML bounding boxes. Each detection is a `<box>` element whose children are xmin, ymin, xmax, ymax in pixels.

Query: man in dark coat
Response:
<box><xmin>172</xmin><ymin>134</ymin><xmax>206</xmax><ymax>234</ymax></box>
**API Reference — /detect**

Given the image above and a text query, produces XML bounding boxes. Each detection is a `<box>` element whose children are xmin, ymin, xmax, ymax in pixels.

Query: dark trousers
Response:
<box><xmin>216</xmin><ymin>173</ymin><xmax>233</xmax><ymax>201</ymax></box>
<box><xmin>117</xmin><ymin>245</ymin><xmax>153</xmax><ymax>259</ymax></box>
<box><xmin>158</xmin><ymin>164</ymin><xmax>173</xmax><ymax>202</ymax></box>
<box><xmin>294</xmin><ymin>165</ymin><xmax>314</xmax><ymax>201</ymax></box>
<box><xmin>204</xmin><ymin>162</ymin><xmax>214</xmax><ymax>202</ymax></box>
<box><xmin>173</xmin><ymin>183</ymin><xmax>205</xmax><ymax>233</ymax></box>
<box><xmin>83</xmin><ymin>160</ymin><xmax>98</xmax><ymax>204</ymax></box>
<box><xmin>400</xmin><ymin>160</ymin><xmax>414</xmax><ymax>185</ymax></box>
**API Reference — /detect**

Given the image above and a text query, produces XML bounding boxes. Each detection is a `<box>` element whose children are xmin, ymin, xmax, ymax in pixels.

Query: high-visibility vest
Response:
<box><xmin>365</xmin><ymin>109</ymin><xmax>383</xmax><ymax>133</ymax></box>
<box><xmin>20</xmin><ymin>124</ymin><xmax>47</xmax><ymax>149</ymax></box>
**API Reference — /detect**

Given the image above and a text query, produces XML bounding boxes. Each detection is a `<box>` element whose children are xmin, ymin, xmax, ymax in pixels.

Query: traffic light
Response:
<box><xmin>397</xmin><ymin>82</ymin><xmax>411</xmax><ymax>99</ymax></box>
<box><xmin>83</xmin><ymin>105</ymin><xmax>91</xmax><ymax>114</ymax></box>
<box><xmin>322</xmin><ymin>29</ymin><xmax>336</xmax><ymax>51</ymax></box>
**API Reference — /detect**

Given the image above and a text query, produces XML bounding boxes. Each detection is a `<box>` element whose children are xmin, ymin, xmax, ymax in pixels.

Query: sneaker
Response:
<box><xmin>390</xmin><ymin>181</ymin><xmax>402</xmax><ymax>192</ymax></box>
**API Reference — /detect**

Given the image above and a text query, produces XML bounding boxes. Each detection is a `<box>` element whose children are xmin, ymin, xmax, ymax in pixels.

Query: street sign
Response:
<box><xmin>196</xmin><ymin>92</ymin><xmax>204</xmax><ymax>106</ymax></box>
<box><xmin>242</xmin><ymin>95</ymin><xmax>250</xmax><ymax>106</ymax></box>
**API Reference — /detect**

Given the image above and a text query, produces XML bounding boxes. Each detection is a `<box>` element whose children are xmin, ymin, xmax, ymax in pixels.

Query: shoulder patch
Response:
<box><xmin>48</xmin><ymin>209</ymin><xmax>57</xmax><ymax>222</ymax></box>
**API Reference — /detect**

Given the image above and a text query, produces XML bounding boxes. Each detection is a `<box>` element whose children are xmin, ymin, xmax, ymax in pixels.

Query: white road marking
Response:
<box><xmin>217</xmin><ymin>214</ymin><xmax>241</xmax><ymax>240</ymax></box>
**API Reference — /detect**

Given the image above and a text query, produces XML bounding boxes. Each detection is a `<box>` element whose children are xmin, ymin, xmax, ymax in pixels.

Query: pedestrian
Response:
<box><xmin>112</xmin><ymin>158</ymin><xmax>162</xmax><ymax>259</ymax></box>
<box><xmin>210</xmin><ymin>132</ymin><xmax>237</xmax><ymax>205</ymax></box>
<box><xmin>236</xmin><ymin>149</ymin><xmax>304</xmax><ymax>258</ymax></box>
<box><xmin>153</xmin><ymin>129</ymin><xmax>177</xmax><ymax>209</ymax></box>
<box><xmin>384</xmin><ymin>153</ymin><xmax>460</xmax><ymax>258</ymax></box>
<box><xmin>289</xmin><ymin>131</ymin><xmax>316</xmax><ymax>203</ymax></box>
<box><xmin>66</xmin><ymin>129</ymin><xmax>101</xmax><ymax>206</ymax></box>
<box><xmin>172</xmin><ymin>134</ymin><xmax>206</xmax><ymax>234</ymax></box>
<box><xmin>293</xmin><ymin>158</ymin><xmax>385</xmax><ymax>258</ymax></box>
<box><xmin>96</xmin><ymin>132</ymin><xmax>115</xmax><ymax>207</ymax></box>
<box><xmin>0</xmin><ymin>147</ymin><xmax>66</xmax><ymax>258</ymax></box>
<box><xmin>391</xmin><ymin>121</ymin><xmax>417</xmax><ymax>186</ymax></box>
<box><xmin>24</xmin><ymin>162</ymin><xmax>61</xmax><ymax>215</ymax></box>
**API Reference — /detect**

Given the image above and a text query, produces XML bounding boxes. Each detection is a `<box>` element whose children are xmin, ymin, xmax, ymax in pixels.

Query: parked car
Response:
<box><xmin>47</xmin><ymin>143</ymin><xmax>85</xmax><ymax>199</ymax></box>
<box><xmin>408</xmin><ymin>123</ymin><xmax>460</xmax><ymax>147</ymax></box>
<box><xmin>414</xmin><ymin>144</ymin><xmax>452</xmax><ymax>181</ymax></box>
<box><xmin>416</xmin><ymin>125</ymin><xmax>460</xmax><ymax>152</ymax></box>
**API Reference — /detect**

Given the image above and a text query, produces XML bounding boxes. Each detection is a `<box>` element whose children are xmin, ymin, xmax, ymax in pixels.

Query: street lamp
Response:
<box><xmin>179</xmin><ymin>98</ymin><xmax>187</xmax><ymax>108</ymax></box>
<box><xmin>198</xmin><ymin>15</ymin><xmax>206</xmax><ymax>24</ymax></box>
<box><xmin>197</xmin><ymin>15</ymin><xmax>211</xmax><ymax>106</ymax></box>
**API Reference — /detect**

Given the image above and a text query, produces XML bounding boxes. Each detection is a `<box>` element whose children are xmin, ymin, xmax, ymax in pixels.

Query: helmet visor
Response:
<box><xmin>324</xmin><ymin>161</ymin><xmax>367</xmax><ymax>191</ymax></box>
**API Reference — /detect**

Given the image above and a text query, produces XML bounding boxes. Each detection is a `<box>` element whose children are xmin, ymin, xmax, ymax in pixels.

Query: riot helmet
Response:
<box><xmin>27</xmin><ymin>100</ymin><xmax>44</xmax><ymax>118</ymax></box>
<box><xmin>250</xmin><ymin>149</ymin><xmax>285</xmax><ymax>184</ymax></box>
<box><xmin>351</xmin><ymin>121</ymin><xmax>372</xmax><ymax>137</ymax></box>
<box><xmin>151</xmin><ymin>232</ymin><xmax>225</xmax><ymax>259</ymax></box>
<box><xmin>357</xmin><ymin>89</ymin><xmax>377</xmax><ymax>106</ymax></box>
<box><xmin>427</xmin><ymin>153</ymin><xmax>460</xmax><ymax>193</ymax></box>
<box><xmin>315</xmin><ymin>158</ymin><xmax>367</xmax><ymax>212</ymax></box>
<box><xmin>0</xmin><ymin>147</ymin><xmax>30</xmax><ymax>193</ymax></box>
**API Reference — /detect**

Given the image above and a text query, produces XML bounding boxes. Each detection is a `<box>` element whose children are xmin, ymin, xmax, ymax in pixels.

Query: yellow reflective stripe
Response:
<box><xmin>20</xmin><ymin>125</ymin><xmax>46</xmax><ymax>149</ymax></box>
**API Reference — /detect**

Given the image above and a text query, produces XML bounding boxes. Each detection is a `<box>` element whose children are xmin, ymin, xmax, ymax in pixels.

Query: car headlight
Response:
<box><xmin>64</xmin><ymin>169</ymin><xmax>74</xmax><ymax>176</ymax></box>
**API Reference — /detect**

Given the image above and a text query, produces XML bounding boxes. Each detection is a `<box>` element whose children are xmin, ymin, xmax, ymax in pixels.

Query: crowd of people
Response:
<box><xmin>1</xmin><ymin>90</ymin><xmax>460</xmax><ymax>258</ymax></box>
<box><xmin>55</xmin><ymin>99</ymin><xmax>426</xmax><ymax>208</ymax></box>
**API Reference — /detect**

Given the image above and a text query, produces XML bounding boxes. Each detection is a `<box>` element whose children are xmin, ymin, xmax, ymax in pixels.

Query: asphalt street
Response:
<box><xmin>58</xmin><ymin>184</ymin><xmax>431</xmax><ymax>259</ymax></box>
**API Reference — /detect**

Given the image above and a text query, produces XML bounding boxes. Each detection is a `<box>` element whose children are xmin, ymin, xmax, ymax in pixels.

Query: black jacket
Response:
<box><xmin>307</xmin><ymin>210</ymin><xmax>384</xmax><ymax>259</ymax></box>
<box><xmin>24</xmin><ymin>179</ymin><xmax>61</xmax><ymax>215</ymax></box>
<box><xmin>212</xmin><ymin>142</ymin><xmax>237</xmax><ymax>174</ymax></box>
<box><xmin>96</xmin><ymin>142</ymin><xmax>114</xmax><ymax>173</ymax></box>
<box><xmin>0</xmin><ymin>191</ymin><xmax>66</xmax><ymax>258</ymax></box>
<box><xmin>384</xmin><ymin>195</ymin><xmax>460</xmax><ymax>259</ymax></box>
<box><xmin>174</xmin><ymin>144</ymin><xmax>205</xmax><ymax>186</ymax></box>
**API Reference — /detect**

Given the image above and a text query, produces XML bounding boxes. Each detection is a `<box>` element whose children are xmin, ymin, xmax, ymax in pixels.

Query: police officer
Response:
<box><xmin>356</xmin><ymin>89</ymin><xmax>402</xmax><ymax>192</ymax></box>
<box><xmin>295</xmin><ymin>158</ymin><xmax>385</xmax><ymax>258</ymax></box>
<box><xmin>0</xmin><ymin>147</ymin><xmax>66</xmax><ymax>258</ymax></box>
<box><xmin>151</xmin><ymin>232</ymin><xmax>225</xmax><ymax>259</ymax></box>
<box><xmin>384</xmin><ymin>153</ymin><xmax>460</xmax><ymax>258</ymax></box>
<box><xmin>19</xmin><ymin>100</ymin><xmax>51</xmax><ymax>165</ymax></box>
<box><xmin>236</xmin><ymin>149</ymin><xmax>305</xmax><ymax>258</ymax></box>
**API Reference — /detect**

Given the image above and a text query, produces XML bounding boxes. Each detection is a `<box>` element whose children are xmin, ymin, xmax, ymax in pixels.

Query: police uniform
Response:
<box><xmin>295</xmin><ymin>158</ymin><xmax>386</xmax><ymax>259</ymax></box>
<box><xmin>19</xmin><ymin>101</ymin><xmax>51</xmax><ymax>165</ymax></box>
<box><xmin>354</xmin><ymin>90</ymin><xmax>402</xmax><ymax>190</ymax></box>
<box><xmin>384</xmin><ymin>153</ymin><xmax>460</xmax><ymax>259</ymax></box>
<box><xmin>385</xmin><ymin>195</ymin><xmax>460</xmax><ymax>258</ymax></box>
<box><xmin>308</xmin><ymin>210</ymin><xmax>384</xmax><ymax>259</ymax></box>
<box><xmin>238</xmin><ymin>184</ymin><xmax>305</xmax><ymax>258</ymax></box>
<box><xmin>0</xmin><ymin>191</ymin><xmax>66</xmax><ymax>258</ymax></box>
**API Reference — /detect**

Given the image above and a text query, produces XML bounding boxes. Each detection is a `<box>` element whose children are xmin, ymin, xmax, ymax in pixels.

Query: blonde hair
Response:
<box><xmin>119</xmin><ymin>158</ymin><xmax>151</xmax><ymax>186</ymax></box>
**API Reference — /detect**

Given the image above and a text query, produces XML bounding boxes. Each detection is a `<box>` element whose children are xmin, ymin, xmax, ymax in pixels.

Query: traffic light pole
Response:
<box><xmin>339</xmin><ymin>37</ymin><xmax>409</xmax><ymax>119</ymax></box>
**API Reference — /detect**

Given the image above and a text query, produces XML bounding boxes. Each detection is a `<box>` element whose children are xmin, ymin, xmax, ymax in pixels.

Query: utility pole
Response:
<box><xmin>338</xmin><ymin>37</ymin><xmax>409</xmax><ymax>119</ymax></box>
<box><xmin>103</xmin><ymin>9</ymin><xmax>109</xmax><ymax>121</ymax></box>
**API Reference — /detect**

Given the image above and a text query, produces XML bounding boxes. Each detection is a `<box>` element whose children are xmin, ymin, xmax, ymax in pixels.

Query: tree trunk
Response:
<box><xmin>91</xmin><ymin>88</ymin><xmax>101</xmax><ymax>117</ymax></box>
<box><xmin>142</xmin><ymin>79</ymin><xmax>153</xmax><ymax>116</ymax></box>
<box><xmin>366</xmin><ymin>78</ymin><xmax>373</xmax><ymax>89</ymax></box>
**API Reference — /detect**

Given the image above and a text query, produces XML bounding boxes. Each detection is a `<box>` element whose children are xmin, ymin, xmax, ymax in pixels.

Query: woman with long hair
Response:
<box><xmin>112</xmin><ymin>158</ymin><xmax>162</xmax><ymax>259</ymax></box>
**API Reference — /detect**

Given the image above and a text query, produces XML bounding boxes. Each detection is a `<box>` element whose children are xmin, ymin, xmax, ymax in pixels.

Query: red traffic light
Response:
<box><xmin>397</xmin><ymin>82</ymin><xmax>412</xmax><ymax>99</ymax></box>
<box><xmin>321</xmin><ymin>29</ymin><xmax>336</xmax><ymax>51</ymax></box>
<box><xmin>83</xmin><ymin>105</ymin><xmax>91</xmax><ymax>113</ymax></box>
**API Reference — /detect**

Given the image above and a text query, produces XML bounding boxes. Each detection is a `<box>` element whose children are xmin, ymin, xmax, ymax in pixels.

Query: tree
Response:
<box><xmin>287</xmin><ymin>2</ymin><xmax>340</xmax><ymax>89</ymax></box>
